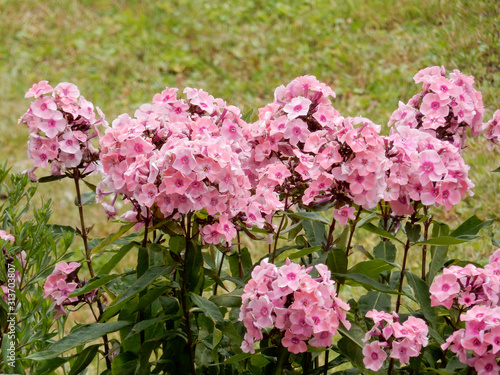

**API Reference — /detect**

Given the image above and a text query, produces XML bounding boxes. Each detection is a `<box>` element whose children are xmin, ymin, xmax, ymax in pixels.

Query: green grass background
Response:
<box><xmin>1</xmin><ymin>0</ymin><xmax>499</xmax><ymax>248</ymax></box>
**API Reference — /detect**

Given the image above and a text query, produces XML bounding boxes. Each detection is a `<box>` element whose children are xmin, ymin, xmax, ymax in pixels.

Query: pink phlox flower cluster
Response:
<box><xmin>482</xmin><ymin>110</ymin><xmax>500</xmax><ymax>150</ymax></box>
<box><xmin>384</xmin><ymin>125</ymin><xmax>474</xmax><ymax>215</ymax></box>
<box><xmin>362</xmin><ymin>310</ymin><xmax>429</xmax><ymax>371</ymax></box>
<box><xmin>19</xmin><ymin>81</ymin><xmax>106</xmax><ymax>179</ymax></box>
<box><xmin>43</xmin><ymin>261</ymin><xmax>96</xmax><ymax>318</ymax></box>
<box><xmin>239</xmin><ymin>258</ymin><xmax>350</xmax><ymax>354</ymax></box>
<box><xmin>430</xmin><ymin>249</ymin><xmax>500</xmax><ymax>310</ymax></box>
<box><xmin>250</xmin><ymin>76</ymin><xmax>389</xmax><ymax>217</ymax></box>
<box><xmin>99</xmin><ymin>87</ymin><xmax>275</xmax><ymax>242</ymax></box>
<box><xmin>441</xmin><ymin>305</ymin><xmax>500</xmax><ymax>374</ymax></box>
<box><xmin>389</xmin><ymin>66</ymin><xmax>484</xmax><ymax>150</ymax></box>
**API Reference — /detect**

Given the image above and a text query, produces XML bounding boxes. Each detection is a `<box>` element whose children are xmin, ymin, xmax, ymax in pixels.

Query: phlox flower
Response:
<box><xmin>390</xmin><ymin>338</ymin><xmax>418</xmax><ymax>365</ymax></box>
<box><xmin>362</xmin><ymin>341</ymin><xmax>387</xmax><ymax>371</ymax></box>
<box><xmin>333</xmin><ymin>205</ymin><xmax>356</xmax><ymax>226</ymax></box>
<box><xmin>474</xmin><ymin>355</ymin><xmax>500</xmax><ymax>375</ymax></box>
<box><xmin>283</xmin><ymin>97</ymin><xmax>312</xmax><ymax>120</ymax></box>
<box><xmin>282</xmin><ymin>331</ymin><xmax>308</xmax><ymax>354</ymax></box>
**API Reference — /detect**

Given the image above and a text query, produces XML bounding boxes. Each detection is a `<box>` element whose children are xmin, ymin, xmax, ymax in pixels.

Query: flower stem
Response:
<box><xmin>180</xmin><ymin>214</ymin><xmax>196</xmax><ymax>375</ymax></box>
<box><xmin>395</xmin><ymin>237</ymin><xmax>412</xmax><ymax>314</ymax></box>
<box><xmin>72</xmin><ymin>169</ymin><xmax>111</xmax><ymax>369</ymax></box>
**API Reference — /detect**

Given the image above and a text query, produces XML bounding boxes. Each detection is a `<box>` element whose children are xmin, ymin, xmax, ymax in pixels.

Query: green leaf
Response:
<box><xmin>373</xmin><ymin>241</ymin><xmax>397</xmax><ymax>263</ymax></box>
<box><xmin>74</xmin><ymin>190</ymin><xmax>96</xmax><ymax>206</ymax></box>
<box><xmin>38</xmin><ymin>174</ymin><xmax>67</xmax><ymax>183</ymax></box>
<box><xmin>337</xmin><ymin>323</ymin><xmax>369</xmax><ymax>372</ymax></box>
<box><xmin>123</xmin><ymin>314</ymin><xmax>177</xmax><ymax>341</ymax></box>
<box><xmin>358</xmin><ymin>291</ymin><xmax>391</xmax><ymax>315</ymax></box>
<box><xmin>190</xmin><ymin>293</ymin><xmax>224</xmax><ymax>325</ymax></box>
<box><xmin>221</xmin><ymin>352</ymin><xmax>253</xmax><ymax>364</ymax></box>
<box><xmin>405</xmin><ymin>271</ymin><xmax>437</xmax><ymax>328</ymax></box>
<box><xmin>102</xmin><ymin>266</ymin><xmax>167</xmax><ymax>321</ymax></box>
<box><xmin>70</xmin><ymin>273</ymin><xmax>124</xmax><ymax>297</ymax></box>
<box><xmin>361</xmin><ymin>223</ymin><xmax>404</xmax><ymax>244</ymax></box>
<box><xmin>91</xmin><ymin>223</ymin><xmax>135</xmax><ymax>254</ymax></box>
<box><xmin>111</xmin><ymin>351</ymin><xmax>139</xmax><ymax>375</ymax></box>
<box><xmin>251</xmin><ymin>354</ymin><xmax>270</xmax><ymax>367</ymax></box>
<box><xmin>242</xmin><ymin>109</ymin><xmax>254</xmax><ymax>123</ymax></box>
<box><xmin>98</xmin><ymin>242</ymin><xmax>135</xmax><ymax>275</ymax></box>
<box><xmin>169</xmin><ymin>236</ymin><xmax>184</xmax><ymax>254</ymax></box>
<box><xmin>355</xmin><ymin>212</ymin><xmax>377</xmax><ymax>228</ymax></box>
<box><xmin>405</xmin><ymin>222</ymin><xmax>421</xmax><ymax>243</ymax></box>
<box><xmin>228</xmin><ymin>247</ymin><xmax>253</xmax><ymax>278</ymax></box>
<box><xmin>185</xmin><ymin>241</ymin><xmax>204</xmax><ymax>293</ymax></box>
<box><xmin>133</xmin><ymin>283</ymin><xmax>172</xmax><ymax>313</ymax></box>
<box><xmin>428</xmin><ymin>222</ymin><xmax>450</xmax><ymax>284</ymax></box>
<box><xmin>287</xmin><ymin>211</ymin><xmax>329</xmax><ymax>224</ymax></box>
<box><xmin>33</xmin><ymin>357</ymin><xmax>73</xmax><ymax>375</ymax></box>
<box><xmin>82</xmin><ymin>179</ymin><xmax>97</xmax><ymax>192</ymax></box>
<box><xmin>68</xmin><ymin>345</ymin><xmax>100</xmax><ymax>375</ymax></box>
<box><xmin>333</xmin><ymin>272</ymin><xmax>399</xmax><ymax>294</ymax></box>
<box><xmin>27</xmin><ymin>322</ymin><xmax>131</xmax><ymax>360</ymax></box>
<box><xmin>303</xmin><ymin>220</ymin><xmax>326</xmax><ymax>247</ymax></box>
<box><xmin>450</xmin><ymin>215</ymin><xmax>494</xmax><ymax>237</ymax></box>
<box><xmin>327</xmin><ymin>248</ymin><xmax>348</xmax><ymax>280</ymax></box>
<box><xmin>209</xmin><ymin>289</ymin><xmax>242</xmax><ymax>308</ymax></box>
<box><xmin>288</xmin><ymin>245</ymin><xmax>322</xmax><ymax>260</ymax></box>
<box><xmin>417</xmin><ymin>235</ymin><xmax>480</xmax><ymax>246</ymax></box>
<box><xmin>348</xmin><ymin>259</ymin><xmax>396</xmax><ymax>280</ymax></box>
<box><xmin>220</xmin><ymin>321</ymin><xmax>243</xmax><ymax>354</ymax></box>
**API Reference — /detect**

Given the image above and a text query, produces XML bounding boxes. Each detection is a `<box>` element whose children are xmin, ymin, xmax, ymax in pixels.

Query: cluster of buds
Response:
<box><xmin>362</xmin><ymin>310</ymin><xmax>429</xmax><ymax>371</ymax></box>
<box><xmin>239</xmin><ymin>258</ymin><xmax>350</xmax><ymax>354</ymax></box>
<box><xmin>43</xmin><ymin>262</ymin><xmax>97</xmax><ymax>318</ymax></box>
<box><xmin>19</xmin><ymin>81</ymin><xmax>106</xmax><ymax>179</ymax></box>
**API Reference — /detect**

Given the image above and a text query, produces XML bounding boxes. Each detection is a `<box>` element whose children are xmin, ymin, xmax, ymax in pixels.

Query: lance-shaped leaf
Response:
<box><xmin>190</xmin><ymin>293</ymin><xmax>224</xmax><ymax>325</ymax></box>
<box><xmin>27</xmin><ymin>322</ymin><xmax>131</xmax><ymax>360</ymax></box>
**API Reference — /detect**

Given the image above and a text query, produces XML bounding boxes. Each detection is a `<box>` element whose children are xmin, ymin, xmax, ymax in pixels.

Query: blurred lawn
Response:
<box><xmin>0</xmin><ymin>0</ymin><xmax>498</xmax><ymax>245</ymax></box>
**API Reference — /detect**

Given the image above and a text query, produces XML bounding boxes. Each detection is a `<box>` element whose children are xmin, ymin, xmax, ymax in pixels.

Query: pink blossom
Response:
<box><xmin>333</xmin><ymin>205</ymin><xmax>356</xmax><ymax>226</ymax></box>
<box><xmin>362</xmin><ymin>341</ymin><xmax>387</xmax><ymax>371</ymax></box>
<box><xmin>281</xmin><ymin>331</ymin><xmax>308</xmax><ymax>354</ymax></box>
<box><xmin>0</xmin><ymin>230</ymin><xmax>15</xmax><ymax>244</ymax></box>
<box><xmin>283</xmin><ymin>97</ymin><xmax>312</xmax><ymax>120</ymax></box>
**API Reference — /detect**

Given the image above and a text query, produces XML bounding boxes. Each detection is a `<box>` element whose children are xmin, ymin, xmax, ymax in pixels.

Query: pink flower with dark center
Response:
<box><xmin>333</xmin><ymin>205</ymin><xmax>356</xmax><ymax>226</ymax></box>
<box><xmin>283</xmin><ymin>97</ymin><xmax>312</xmax><ymax>120</ymax></box>
<box><xmin>429</xmin><ymin>274</ymin><xmax>460</xmax><ymax>303</ymax></box>
<box><xmin>416</xmin><ymin>149</ymin><xmax>447</xmax><ymax>184</ymax></box>
<box><xmin>420</xmin><ymin>93</ymin><xmax>450</xmax><ymax>117</ymax></box>
<box><xmin>390</xmin><ymin>338</ymin><xmax>418</xmax><ymax>365</ymax></box>
<box><xmin>282</xmin><ymin>331</ymin><xmax>308</xmax><ymax>354</ymax></box>
<box><xmin>201</xmin><ymin>224</ymin><xmax>223</xmax><ymax>245</ymax></box>
<box><xmin>283</xmin><ymin>119</ymin><xmax>310</xmax><ymax>145</ymax></box>
<box><xmin>31</xmin><ymin>97</ymin><xmax>57</xmax><ymax>119</ymax></box>
<box><xmin>362</xmin><ymin>341</ymin><xmax>387</xmax><ymax>371</ymax></box>
<box><xmin>474</xmin><ymin>355</ymin><xmax>500</xmax><ymax>375</ymax></box>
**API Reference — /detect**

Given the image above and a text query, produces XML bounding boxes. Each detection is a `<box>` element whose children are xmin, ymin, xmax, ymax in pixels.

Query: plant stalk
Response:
<box><xmin>181</xmin><ymin>214</ymin><xmax>196</xmax><ymax>375</ymax></box>
<box><xmin>73</xmin><ymin>169</ymin><xmax>111</xmax><ymax>369</ymax></box>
